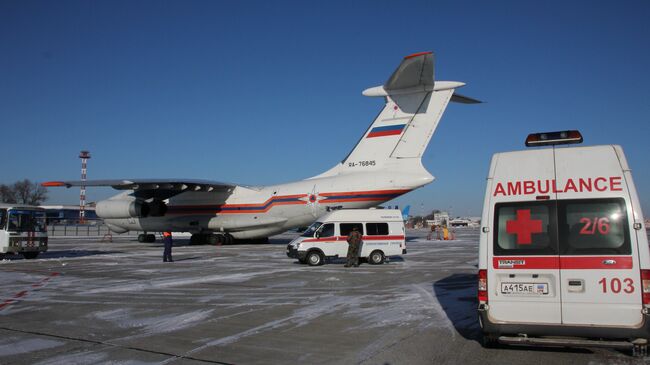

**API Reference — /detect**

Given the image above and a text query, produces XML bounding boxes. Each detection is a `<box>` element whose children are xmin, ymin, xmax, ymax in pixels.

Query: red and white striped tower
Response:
<box><xmin>79</xmin><ymin>151</ymin><xmax>91</xmax><ymax>224</ymax></box>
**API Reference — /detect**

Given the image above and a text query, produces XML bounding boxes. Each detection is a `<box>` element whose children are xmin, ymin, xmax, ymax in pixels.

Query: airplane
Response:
<box><xmin>43</xmin><ymin>52</ymin><xmax>479</xmax><ymax>244</ymax></box>
<box><xmin>401</xmin><ymin>205</ymin><xmax>411</xmax><ymax>222</ymax></box>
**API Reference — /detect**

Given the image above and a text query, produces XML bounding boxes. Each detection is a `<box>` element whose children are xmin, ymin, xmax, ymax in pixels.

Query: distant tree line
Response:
<box><xmin>0</xmin><ymin>179</ymin><xmax>48</xmax><ymax>205</ymax></box>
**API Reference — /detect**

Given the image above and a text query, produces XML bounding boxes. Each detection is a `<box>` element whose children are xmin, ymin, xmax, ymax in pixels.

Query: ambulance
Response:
<box><xmin>477</xmin><ymin>131</ymin><xmax>650</xmax><ymax>354</ymax></box>
<box><xmin>286</xmin><ymin>209</ymin><xmax>406</xmax><ymax>266</ymax></box>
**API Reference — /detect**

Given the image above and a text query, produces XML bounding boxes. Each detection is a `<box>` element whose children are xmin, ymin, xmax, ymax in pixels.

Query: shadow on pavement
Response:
<box><xmin>433</xmin><ymin>273</ymin><xmax>481</xmax><ymax>342</ymax></box>
<box><xmin>2</xmin><ymin>250</ymin><xmax>123</xmax><ymax>260</ymax></box>
<box><xmin>433</xmin><ymin>274</ymin><xmax>594</xmax><ymax>355</ymax></box>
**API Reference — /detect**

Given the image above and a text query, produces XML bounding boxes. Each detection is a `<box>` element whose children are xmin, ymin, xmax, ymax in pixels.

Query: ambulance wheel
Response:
<box><xmin>306</xmin><ymin>251</ymin><xmax>323</xmax><ymax>266</ymax></box>
<box><xmin>368</xmin><ymin>250</ymin><xmax>385</xmax><ymax>265</ymax></box>
<box><xmin>23</xmin><ymin>252</ymin><xmax>39</xmax><ymax>260</ymax></box>
<box><xmin>632</xmin><ymin>342</ymin><xmax>648</xmax><ymax>357</ymax></box>
<box><xmin>481</xmin><ymin>333</ymin><xmax>499</xmax><ymax>348</ymax></box>
<box><xmin>138</xmin><ymin>234</ymin><xmax>146</xmax><ymax>243</ymax></box>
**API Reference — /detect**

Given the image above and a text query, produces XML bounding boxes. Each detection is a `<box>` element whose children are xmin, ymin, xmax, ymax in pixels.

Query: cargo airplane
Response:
<box><xmin>44</xmin><ymin>52</ymin><xmax>479</xmax><ymax>244</ymax></box>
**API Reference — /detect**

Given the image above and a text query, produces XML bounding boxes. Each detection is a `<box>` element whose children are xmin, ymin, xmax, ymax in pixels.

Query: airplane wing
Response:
<box><xmin>42</xmin><ymin>179</ymin><xmax>238</xmax><ymax>200</ymax></box>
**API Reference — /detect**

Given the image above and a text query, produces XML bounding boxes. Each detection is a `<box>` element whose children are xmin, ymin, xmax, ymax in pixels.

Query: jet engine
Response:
<box><xmin>96</xmin><ymin>199</ymin><xmax>144</xmax><ymax>219</ymax></box>
<box><xmin>96</xmin><ymin>199</ymin><xmax>167</xmax><ymax>219</ymax></box>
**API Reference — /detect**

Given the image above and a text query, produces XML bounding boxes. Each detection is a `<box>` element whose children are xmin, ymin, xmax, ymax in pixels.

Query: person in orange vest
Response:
<box><xmin>163</xmin><ymin>231</ymin><xmax>173</xmax><ymax>262</ymax></box>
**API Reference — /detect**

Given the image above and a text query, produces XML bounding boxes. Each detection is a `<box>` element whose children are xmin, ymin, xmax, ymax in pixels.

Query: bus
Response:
<box><xmin>0</xmin><ymin>204</ymin><xmax>48</xmax><ymax>259</ymax></box>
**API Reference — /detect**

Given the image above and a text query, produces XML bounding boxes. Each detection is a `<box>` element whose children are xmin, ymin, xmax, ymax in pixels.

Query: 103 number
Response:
<box><xmin>598</xmin><ymin>277</ymin><xmax>634</xmax><ymax>294</ymax></box>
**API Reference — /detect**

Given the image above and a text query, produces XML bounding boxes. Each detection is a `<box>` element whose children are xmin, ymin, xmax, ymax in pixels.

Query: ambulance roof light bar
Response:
<box><xmin>525</xmin><ymin>130</ymin><xmax>583</xmax><ymax>147</ymax></box>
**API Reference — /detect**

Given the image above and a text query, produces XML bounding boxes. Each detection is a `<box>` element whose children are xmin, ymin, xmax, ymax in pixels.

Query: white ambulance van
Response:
<box><xmin>477</xmin><ymin>131</ymin><xmax>650</xmax><ymax>354</ymax></box>
<box><xmin>286</xmin><ymin>209</ymin><xmax>406</xmax><ymax>266</ymax></box>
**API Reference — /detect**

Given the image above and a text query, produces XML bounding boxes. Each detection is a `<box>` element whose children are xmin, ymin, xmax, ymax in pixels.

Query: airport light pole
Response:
<box><xmin>79</xmin><ymin>150</ymin><xmax>91</xmax><ymax>224</ymax></box>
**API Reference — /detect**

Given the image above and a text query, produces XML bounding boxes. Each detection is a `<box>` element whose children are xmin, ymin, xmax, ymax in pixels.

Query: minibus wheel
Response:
<box><xmin>307</xmin><ymin>251</ymin><xmax>323</xmax><ymax>266</ymax></box>
<box><xmin>368</xmin><ymin>250</ymin><xmax>385</xmax><ymax>265</ymax></box>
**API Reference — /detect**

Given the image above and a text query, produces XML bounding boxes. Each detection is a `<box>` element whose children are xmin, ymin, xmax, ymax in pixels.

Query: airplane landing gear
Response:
<box><xmin>138</xmin><ymin>233</ymin><xmax>156</xmax><ymax>243</ymax></box>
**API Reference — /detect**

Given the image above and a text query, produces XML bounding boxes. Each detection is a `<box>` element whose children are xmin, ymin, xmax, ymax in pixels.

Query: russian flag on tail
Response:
<box><xmin>366</xmin><ymin>124</ymin><xmax>406</xmax><ymax>138</ymax></box>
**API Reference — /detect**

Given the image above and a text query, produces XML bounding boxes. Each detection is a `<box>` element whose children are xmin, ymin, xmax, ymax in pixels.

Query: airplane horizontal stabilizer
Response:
<box><xmin>451</xmin><ymin>93</ymin><xmax>482</xmax><ymax>104</ymax></box>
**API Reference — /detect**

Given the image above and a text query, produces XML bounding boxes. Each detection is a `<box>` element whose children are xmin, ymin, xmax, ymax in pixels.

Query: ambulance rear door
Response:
<box><xmin>554</xmin><ymin>145</ymin><xmax>642</xmax><ymax>327</ymax></box>
<box><xmin>489</xmin><ymin>149</ymin><xmax>561</xmax><ymax>324</ymax></box>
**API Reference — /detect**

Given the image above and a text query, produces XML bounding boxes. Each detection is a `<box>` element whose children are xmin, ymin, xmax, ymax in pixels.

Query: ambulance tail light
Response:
<box><xmin>478</xmin><ymin>269</ymin><xmax>488</xmax><ymax>303</ymax></box>
<box><xmin>641</xmin><ymin>270</ymin><xmax>650</xmax><ymax>306</ymax></box>
<box><xmin>525</xmin><ymin>130</ymin><xmax>583</xmax><ymax>147</ymax></box>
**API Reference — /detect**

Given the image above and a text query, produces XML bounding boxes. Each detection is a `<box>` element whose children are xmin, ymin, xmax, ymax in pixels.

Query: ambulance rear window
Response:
<box><xmin>494</xmin><ymin>202</ymin><xmax>557</xmax><ymax>256</ymax></box>
<box><xmin>558</xmin><ymin>198</ymin><xmax>630</xmax><ymax>255</ymax></box>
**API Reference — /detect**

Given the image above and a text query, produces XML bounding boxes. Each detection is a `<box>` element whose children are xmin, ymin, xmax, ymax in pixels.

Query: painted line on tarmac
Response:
<box><xmin>0</xmin><ymin>272</ymin><xmax>60</xmax><ymax>310</ymax></box>
<box><xmin>0</xmin><ymin>326</ymin><xmax>235</xmax><ymax>365</ymax></box>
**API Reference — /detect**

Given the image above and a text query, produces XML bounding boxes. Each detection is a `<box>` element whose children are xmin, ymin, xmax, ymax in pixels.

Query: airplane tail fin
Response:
<box><xmin>313</xmin><ymin>52</ymin><xmax>479</xmax><ymax>178</ymax></box>
<box><xmin>402</xmin><ymin>205</ymin><xmax>411</xmax><ymax>221</ymax></box>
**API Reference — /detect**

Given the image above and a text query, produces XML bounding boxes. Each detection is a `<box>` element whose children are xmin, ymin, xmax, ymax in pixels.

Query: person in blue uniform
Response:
<box><xmin>163</xmin><ymin>231</ymin><xmax>173</xmax><ymax>262</ymax></box>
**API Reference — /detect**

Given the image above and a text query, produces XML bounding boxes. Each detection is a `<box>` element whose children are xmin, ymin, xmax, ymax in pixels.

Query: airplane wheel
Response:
<box><xmin>138</xmin><ymin>234</ymin><xmax>146</xmax><ymax>243</ymax></box>
<box><xmin>368</xmin><ymin>250</ymin><xmax>385</xmax><ymax>265</ymax></box>
<box><xmin>224</xmin><ymin>234</ymin><xmax>234</xmax><ymax>245</ymax></box>
<box><xmin>146</xmin><ymin>234</ymin><xmax>156</xmax><ymax>243</ymax></box>
<box><xmin>307</xmin><ymin>251</ymin><xmax>323</xmax><ymax>266</ymax></box>
<box><xmin>206</xmin><ymin>234</ymin><xmax>220</xmax><ymax>245</ymax></box>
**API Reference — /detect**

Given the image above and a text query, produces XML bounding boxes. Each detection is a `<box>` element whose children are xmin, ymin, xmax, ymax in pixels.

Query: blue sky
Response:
<box><xmin>1</xmin><ymin>0</ymin><xmax>648</xmax><ymax>217</ymax></box>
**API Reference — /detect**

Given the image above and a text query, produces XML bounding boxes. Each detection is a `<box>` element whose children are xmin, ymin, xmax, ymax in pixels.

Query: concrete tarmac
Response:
<box><xmin>0</xmin><ymin>228</ymin><xmax>647</xmax><ymax>364</ymax></box>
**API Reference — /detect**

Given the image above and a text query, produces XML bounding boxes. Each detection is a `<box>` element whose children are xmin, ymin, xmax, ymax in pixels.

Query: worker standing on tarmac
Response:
<box><xmin>344</xmin><ymin>227</ymin><xmax>362</xmax><ymax>267</ymax></box>
<box><xmin>163</xmin><ymin>232</ymin><xmax>173</xmax><ymax>262</ymax></box>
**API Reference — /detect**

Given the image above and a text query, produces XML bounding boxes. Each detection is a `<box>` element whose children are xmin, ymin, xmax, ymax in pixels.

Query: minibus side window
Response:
<box><xmin>340</xmin><ymin>223</ymin><xmax>364</xmax><ymax>236</ymax></box>
<box><xmin>493</xmin><ymin>202</ymin><xmax>558</xmax><ymax>256</ymax></box>
<box><xmin>366</xmin><ymin>223</ymin><xmax>389</xmax><ymax>235</ymax></box>
<box><xmin>558</xmin><ymin>198</ymin><xmax>630</xmax><ymax>255</ymax></box>
<box><xmin>316</xmin><ymin>223</ymin><xmax>335</xmax><ymax>238</ymax></box>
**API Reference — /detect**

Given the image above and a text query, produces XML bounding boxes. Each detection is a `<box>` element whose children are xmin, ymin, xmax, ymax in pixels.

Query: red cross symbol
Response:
<box><xmin>506</xmin><ymin>209</ymin><xmax>543</xmax><ymax>245</ymax></box>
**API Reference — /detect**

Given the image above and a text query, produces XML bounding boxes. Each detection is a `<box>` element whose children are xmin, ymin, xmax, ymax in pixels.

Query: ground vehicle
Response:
<box><xmin>286</xmin><ymin>209</ymin><xmax>406</xmax><ymax>266</ymax></box>
<box><xmin>477</xmin><ymin>131</ymin><xmax>650</xmax><ymax>354</ymax></box>
<box><xmin>0</xmin><ymin>204</ymin><xmax>48</xmax><ymax>259</ymax></box>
